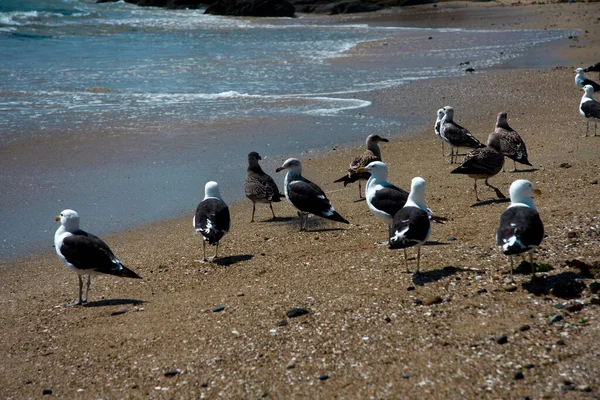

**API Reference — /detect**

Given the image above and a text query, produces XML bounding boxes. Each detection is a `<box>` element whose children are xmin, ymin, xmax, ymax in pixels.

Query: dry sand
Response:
<box><xmin>1</xmin><ymin>1</ymin><xmax>600</xmax><ymax>398</ymax></box>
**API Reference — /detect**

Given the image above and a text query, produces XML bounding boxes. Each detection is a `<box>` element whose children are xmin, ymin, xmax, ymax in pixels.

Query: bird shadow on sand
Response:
<box><xmin>412</xmin><ymin>266</ymin><xmax>461</xmax><ymax>286</ymax></box>
<box><xmin>353</xmin><ymin>198</ymin><xmax>366</xmax><ymax>203</ymax></box>
<box><xmin>304</xmin><ymin>227</ymin><xmax>347</xmax><ymax>233</ymax></box>
<box><xmin>522</xmin><ymin>272</ymin><xmax>587</xmax><ymax>299</ymax></box>
<box><xmin>508</xmin><ymin>168</ymin><xmax>538</xmax><ymax>173</ymax></box>
<box><xmin>263</xmin><ymin>216</ymin><xmax>297</xmax><ymax>223</ymax></box>
<box><xmin>84</xmin><ymin>298</ymin><xmax>146</xmax><ymax>308</ymax></box>
<box><xmin>470</xmin><ymin>198</ymin><xmax>510</xmax><ymax>208</ymax></box>
<box><xmin>423</xmin><ymin>240</ymin><xmax>450</xmax><ymax>246</ymax></box>
<box><xmin>214</xmin><ymin>254</ymin><xmax>253</xmax><ymax>266</ymax></box>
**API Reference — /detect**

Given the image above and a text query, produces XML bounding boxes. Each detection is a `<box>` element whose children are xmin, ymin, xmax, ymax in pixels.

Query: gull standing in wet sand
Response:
<box><xmin>334</xmin><ymin>134</ymin><xmax>389</xmax><ymax>199</ymax></box>
<box><xmin>579</xmin><ymin>84</ymin><xmax>600</xmax><ymax>137</ymax></box>
<box><xmin>487</xmin><ymin>112</ymin><xmax>532</xmax><ymax>172</ymax></box>
<box><xmin>450</xmin><ymin>137</ymin><xmax>506</xmax><ymax>202</ymax></box>
<box><xmin>389</xmin><ymin>177</ymin><xmax>431</xmax><ymax>274</ymax></box>
<box><xmin>277</xmin><ymin>158</ymin><xmax>349</xmax><ymax>231</ymax></box>
<box><xmin>54</xmin><ymin>209</ymin><xmax>142</xmax><ymax>306</ymax></box>
<box><xmin>496</xmin><ymin>179</ymin><xmax>544</xmax><ymax>282</ymax></box>
<box><xmin>194</xmin><ymin>181</ymin><xmax>231</xmax><ymax>262</ymax></box>
<box><xmin>440</xmin><ymin>106</ymin><xmax>485</xmax><ymax>164</ymax></box>
<box><xmin>244</xmin><ymin>151</ymin><xmax>282</xmax><ymax>222</ymax></box>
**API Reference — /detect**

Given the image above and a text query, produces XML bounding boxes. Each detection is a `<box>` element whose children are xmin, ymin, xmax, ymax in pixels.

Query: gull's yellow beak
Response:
<box><xmin>533</xmin><ymin>188</ymin><xmax>542</xmax><ymax>196</ymax></box>
<box><xmin>355</xmin><ymin>167</ymin><xmax>369</xmax><ymax>174</ymax></box>
<box><xmin>55</xmin><ymin>215</ymin><xmax>60</xmax><ymax>222</ymax></box>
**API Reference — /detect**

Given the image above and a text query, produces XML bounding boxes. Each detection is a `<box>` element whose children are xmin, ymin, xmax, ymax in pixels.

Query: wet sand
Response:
<box><xmin>1</xmin><ymin>1</ymin><xmax>600</xmax><ymax>398</ymax></box>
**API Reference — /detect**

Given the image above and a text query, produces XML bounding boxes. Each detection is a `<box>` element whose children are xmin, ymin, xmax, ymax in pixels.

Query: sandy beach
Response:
<box><xmin>1</xmin><ymin>1</ymin><xmax>600</xmax><ymax>398</ymax></box>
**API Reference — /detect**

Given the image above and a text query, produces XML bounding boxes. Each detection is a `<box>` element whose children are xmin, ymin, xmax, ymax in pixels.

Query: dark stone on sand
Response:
<box><xmin>383</xmin><ymin>316</ymin><xmax>391</xmax><ymax>323</ymax></box>
<box><xmin>496</xmin><ymin>335</ymin><xmax>508</xmax><ymax>345</ymax></box>
<box><xmin>566</xmin><ymin>303</ymin><xmax>584</xmax><ymax>312</ymax></box>
<box><xmin>579</xmin><ymin>385</ymin><xmax>592</xmax><ymax>392</ymax></box>
<box><xmin>213</xmin><ymin>305</ymin><xmax>225</xmax><ymax>312</ymax></box>
<box><xmin>423</xmin><ymin>295</ymin><xmax>443</xmax><ymax>306</ymax></box>
<box><xmin>447</xmin><ymin>236</ymin><xmax>456</xmax><ymax>241</ymax></box>
<box><xmin>407</xmin><ymin>285</ymin><xmax>416</xmax><ymax>291</ymax></box>
<box><xmin>205</xmin><ymin>0</ymin><xmax>295</xmax><ymax>17</ymax></box>
<box><xmin>318</xmin><ymin>374</ymin><xmax>329</xmax><ymax>381</ymax></box>
<box><xmin>201</xmin><ymin>380</ymin><xmax>209</xmax><ymax>387</ymax></box>
<box><xmin>402</xmin><ymin>373</ymin><xmax>412</xmax><ymax>379</ymax></box>
<box><xmin>330</xmin><ymin>1</ymin><xmax>383</xmax><ymax>15</ymax></box>
<box><xmin>465</xmin><ymin>67</ymin><xmax>475</xmax><ymax>73</ymax></box>
<box><xmin>276</xmin><ymin>319</ymin><xmax>289</xmax><ymax>327</ymax></box>
<box><xmin>591</xmin><ymin>297</ymin><xmax>600</xmax><ymax>305</ymax></box>
<box><xmin>526</xmin><ymin>363</ymin><xmax>535</xmax><ymax>369</ymax></box>
<box><xmin>413</xmin><ymin>299</ymin><xmax>423</xmax><ymax>305</ymax></box>
<box><xmin>43</xmin><ymin>389</ymin><xmax>52</xmax><ymax>395</ymax></box>
<box><xmin>557</xmin><ymin>339</ymin><xmax>566</xmax><ymax>345</ymax></box>
<box><xmin>477</xmin><ymin>288</ymin><xmax>487</xmax><ymax>294</ymax></box>
<box><xmin>164</xmin><ymin>369</ymin><xmax>181</xmax><ymax>377</ymax></box>
<box><xmin>514</xmin><ymin>371</ymin><xmax>524</xmax><ymax>380</ymax></box>
<box><xmin>554</xmin><ymin>302</ymin><xmax>565</xmax><ymax>309</ymax></box>
<box><xmin>549</xmin><ymin>315</ymin><xmax>564</xmax><ymax>324</ymax></box>
<box><xmin>287</xmin><ymin>307</ymin><xmax>309</xmax><ymax>318</ymax></box>
<box><xmin>589</xmin><ymin>281</ymin><xmax>600</xmax><ymax>294</ymax></box>
<box><xmin>503</xmin><ymin>285</ymin><xmax>517</xmax><ymax>292</ymax></box>
<box><xmin>237</xmin><ymin>291</ymin><xmax>245</xmax><ymax>297</ymax></box>
<box><xmin>519</xmin><ymin>324</ymin><xmax>530</xmax><ymax>332</ymax></box>
<box><xmin>262</xmin><ymin>392</ymin><xmax>269</xmax><ymax>398</ymax></box>
<box><xmin>591</xmin><ymin>179</ymin><xmax>598</xmax><ymax>185</ymax></box>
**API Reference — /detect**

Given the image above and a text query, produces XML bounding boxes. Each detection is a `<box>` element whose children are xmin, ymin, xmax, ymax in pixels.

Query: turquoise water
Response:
<box><xmin>0</xmin><ymin>0</ymin><xmax>574</xmax><ymax>261</ymax></box>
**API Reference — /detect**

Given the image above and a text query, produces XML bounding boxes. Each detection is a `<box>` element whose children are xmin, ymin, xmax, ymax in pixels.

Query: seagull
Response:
<box><xmin>54</xmin><ymin>209</ymin><xmax>142</xmax><ymax>306</ymax></box>
<box><xmin>496</xmin><ymin>179</ymin><xmax>544</xmax><ymax>282</ymax></box>
<box><xmin>440</xmin><ymin>106</ymin><xmax>485</xmax><ymax>164</ymax></box>
<box><xmin>334</xmin><ymin>134</ymin><xmax>389</xmax><ymax>199</ymax></box>
<box><xmin>575</xmin><ymin>68</ymin><xmax>600</xmax><ymax>92</ymax></box>
<box><xmin>194</xmin><ymin>181</ymin><xmax>231</xmax><ymax>262</ymax></box>
<box><xmin>277</xmin><ymin>158</ymin><xmax>349</xmax><ymax>231</ymax></box>
<box><xmin>487</xmin><ymin>112</ymin><xmax>532</xmax><ymax>172</ymax></box>
<box><xmin>450</xmin><ymin>139</ymin><xmax>506</xmax><ymax>202</ymax></box>
<box><xmin>584</xmin><ymin>61</ymin><xmax>600</xmax><ymax>79</ymax></box>
<box><xmin>579</xmin><ymin>84</ymin><xmax>600</xmax><ymax>137</ymax></box>
<box><xmin>434</xmin><ymin>108</ymin><xmax>447</xmax><ymax>157</ymax></box>
<box><xmin>389</xmin><ymin>177</ymin><xmax>431</xmax><ymax>274</ymax></box>
<box><xmin>244</xmin><ymin>151</ymin><xmax>282</xmax><ymax>222</ymax></box>
<box><xmin>355</xmin><ymin>161</ymin><xmax>408</xmax><ymax>243</ymax></box>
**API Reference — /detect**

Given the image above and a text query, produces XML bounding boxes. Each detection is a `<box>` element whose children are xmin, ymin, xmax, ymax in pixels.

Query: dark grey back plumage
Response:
<box><xmin>580</xmin><ymin>99</ymin><xmax>600</xmax><ymax>120</ymax></box>
<box><xmin>371</xmin><ymin>185</ymin><xmax>409</xmax><ymax>218</ymax></box>
<box><xmin>584</xmin><ymin>62</ymin><xmax>600</xmax><ymax>73</ymax></box>
<box><xmin>288</xmin><ymin>179</ymin><xmax>349</xmax><ymax>224</ymax></box>
<box><xmin>389</xmin><ymin>207</ymin><xmax>430</xmax><ymax>249</ymax></box>
<box><xmin>195</xmin><ymin>198</ymin><xmax>230</xmax><ymax>245</ymax></box>
<box><xmin>497</xmin><ymin>206</ymin><xmax>544</xmax><ymax>255</ymax></box>
<box><xmin>61</xmin><ymin>231</ymin><xmax>141</xmax><ymax>279</ymax></box>
<box><xmin>440</xmin><ymin>119</ymin><xmax>485</xmax><ymax>149</ymax></box>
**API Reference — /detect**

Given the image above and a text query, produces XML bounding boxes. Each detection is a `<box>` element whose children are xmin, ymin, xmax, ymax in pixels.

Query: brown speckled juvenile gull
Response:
<box><xmin>488</xmin><ymin>112</ymin><xmax>532</xmax><ymax>172</ymax></box>
<box><xmin>244</xmin><ymin>152</ymin><xmax>281</xmax><ymax>222</ymax></box>
<box><xmin>334</xmin><ymin>134</ymin><xmax>389</xmax><ymax>199</ymax></box>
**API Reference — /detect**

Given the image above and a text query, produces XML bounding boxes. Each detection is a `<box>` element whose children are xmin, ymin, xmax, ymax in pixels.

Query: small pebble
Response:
<box><xmin>287</xmin><ymin>308</ymin><xmax>309</xmax><ymax>318</ymax></box>
<box><xmin>554</xmin><ymin>302</ymin><xmax>565</xmax><ymax>309</ymax></box>
<box><xmin>578</xmin><ymin>385</ymin><xmax>592</xmax><ymax>392</ymax></box>
<box><xmin>477</xmin><ymin>288</ymin><xmax>487</xmax><ymax>294</ymax></box>
<box><xmin>261</xmin><ymin>392</ymin><xmax>269</xmax><ymax>398</ymax></box>
<box><xmin>402</xmin><ymin>373</ymin><xmax>412</xmax><ymax>379</ymax></box>
<box><xmin>423</xmin><ymin>296</ymin><xmax>443</xmax><ymax>306</ymax></box>
<box><xmin>504</xmin><ymin>285</ymin><xmax>517</xmax><ymax>292</ymax></box>
<box><xmin>318</xmin><ymin>374</ymin><xmax>329</xmax><ymax>381</ymax></box>
<box><xmin>163</xmin><ymin>369</ymin><xmax>180</xmax><ymax>377</ymax></box>
<box><xmin>236</xmin><ymin>292</ymin><xmax>244</xmax><ymax>297</ymax></box>
<box><xmin>566</xmin><ymin>303</ymin><xmax>584</xmax><ymax>312</ymax></box>
<box><xmin>383</xmin><ymin>316</ymin><xmax>392</xmax><ymax>323</ymax></box>
<box><xmin>550</xmin><ymin>315</ymin><xmax>564</xmax><ymax>324</ymax></box>
<box><xmin>213</xmin><ymin>305</ymin><xmax>225</xmax><ymax>313</ymax></box>
<box><xmin>591</xmin><ymin>179</ymin><xmax>598</xmax><ymax>185</ymax></box>
<box><xmin>519</xmin><ymin>324</ymin><xmax>531</xmax><ymax>332</ymax></box>
<box><xmin>526</xmin><ymin>363</ymin><xmax>535</xmax><ymax>369</ymax></box>
<box><xmin>276</xmin><ymin>319</ymin><xmax>288</xmax><ymax>327</ymax></box>
<box><xmin>413</xmin><ymin>299</ymin><xmax>423</xmax><ymax>306</ymax></box>
<box><xmin>448</xmin><ymin>236</ymin><xmax>457</xmax><ymax>241</ymax></box>
<box><xmin>514</xmin><ymin>371</ymin><xmax>524</xmax><ymax>380</ymax></box>
<box><xmin>407</xmin><ymin>286</ymin><xmax>416</xmax><ymax>291</ymax></box>
<box><xmin>286</xmin><ymin>358</ymin><xmax>297</xmax><ymax>369</ymax></box>
<box><xmin>496</xmin><ymin>335</ymin><xmax>508</xmax><ymax>345</ymax></box>
<box><xmin>201</xmin><ymin>381</ymin><xmax>209</xmax><ymax>388</ymax></box>
<box><xmin>42</xmin><ymin>389</ymin><xmax>52</xmax><ymax>396</ymax></box>
<box><xmin>556</xmin><ymin>339</ymin><xmax>566</xmax><ymax>346</ymax></box>
<box><xmin>111</xmin><ymin>307</ymin><xmax>128</xmax><ymax>316</ymax></box>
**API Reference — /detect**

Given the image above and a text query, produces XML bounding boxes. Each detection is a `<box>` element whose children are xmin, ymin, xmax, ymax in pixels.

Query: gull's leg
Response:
<box><xmin>485</xmin><ymin>178</ymin><xmax>506</xmax><ymax>199</ymax></box>
<box><xmin>202</xmin><ymin>240</ymin><xmax>207</xmax><ymax>262</ymax></box>
<box><xmin>404</xmin><ymin>249</ymin><xmax>409</xmax><ymax>273</ymax></box>
<box><xmin>358</xmin><ymin>180</ymin><xmax>362</xmax><ymax>199</ymax></box>
<box><xmin>68</xmin><ymin>275</ymin><xmax>84</xmax><ymax>306</ymax></box>
<box><xmin>595</xmin><ymin>122</ymin><xmax>598</xmax><ymax>137</ymax></box>
<box><xmin>509</xmin><ymin>256</ymin><xmax>514</xmax><ymax>283</ymax></box>
<box><xmin>474</xmin><ymin>179</ymin><xmax>481</xmax><ymax>202</ymax></box>
<box><xmin>213</xmin><ymin>242</ymin><xmax>219</xmax><ymax>261</ymax></box>
<box><xmin>297</xmin><ymin>212</ymin><xmax>304</xmax><ymax>231</ymax></box>
<box><xmin>269</xmin><ymin>203</ymin><xmax>276</xmax><ymax>219</ymax></box>
<box><xmin>250</xmin><ymin>203</ymin><xmax>256</xmax><ymax>223</ymax></box>
<box><xmin>585</xmin><ymin>121</ymin><xmax>589</xmax><ymax>137</ymax></box>
<box><xmin>303</xmin><ymin>214</ymin><xmax>309</xmax><ymax>231</ymax></box>
<box><xmin>450</xmin><ymin>148</ymin><xmax>454</xmax><ymax>164</ymax></box>
<box><xmin>83</xmin><ymin>275</ymin><xmax>91</xmax><ymax>303</ymax></box>
<box><xmin>416</xmin><ymin>247</ymin><xmax>421</xmax><ymax>274</ymax></box>
<box><xmin>529</xmin><ymin>253</ymin><xmax>535</xmax><ymax>278</ymax></box>
<box><xmin>509</xmin><ymin>159</ymin><xmax>518</xmax><ymax>173</ymax></box>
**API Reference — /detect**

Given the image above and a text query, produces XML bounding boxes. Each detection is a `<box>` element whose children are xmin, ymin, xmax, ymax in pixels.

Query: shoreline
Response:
<box><xmin>2</xmin><ymin>1</ymin><xmax>600</xmax><ymax>398</ymax></box>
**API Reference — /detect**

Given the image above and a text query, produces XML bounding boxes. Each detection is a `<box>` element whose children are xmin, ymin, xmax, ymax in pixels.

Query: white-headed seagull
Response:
<box><xmin>434</xmin><ymin>108</ymin><xmax>447</xmax><ymax>157</ymax></box>
<box><xmin>277</xmin><ymin>158</ymin><xmax>349</xmax><ymax>231</ymax></box>
<box><xmin>54</xmin><ymin>209</ymin><xmax>141</xmax><ymax>306</ymax></box>
<box><xmin>440</xmin><ymin>106</ymin><xmax>485</xmax><ymax>164</ymax></box>
<box><xmin>575</xmin><ymin>68</ymin><xmax>600</xmax><ymax>92</ymax></box>
<box><xmin>194</xmin><ymin>181</ymin><xmax>231</xmax><ymax>262</ymax></box>
<box><xmin>496</xmin><ymin>179</ymin><xmax>543</xmax><ymax>282</ymax></box>
<box><xmin>580</xmin><ymin>84</ymin><xmax>600</xmax><ymax>137</ymax></box>
<box><xmin>389</xmin><ymin>177</ymin><xmax>431</xmax><ymax>274</ymax></box>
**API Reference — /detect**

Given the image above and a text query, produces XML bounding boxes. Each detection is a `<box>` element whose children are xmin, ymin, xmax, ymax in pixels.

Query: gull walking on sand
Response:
<box><xmin>440</xmin><ymin>106</ymin><xmax>485</xmax><ymax>164</ymax></box>
<box><xmin>579</xmin><ymin>85</ymin><xmax>600</xmax><ymax>137</ymax></box>
<box><xmin>487</xmin><ymin>112</ymin><xmax>532</xmax><ymax>172</ymax></box>
<box><xmin>194</xmin><ymin>181</ymin><xmax>231</xmax><ymax>262</ymax></box>
<box><xmin>496</xmin><ymin>180</ymin><xmax>544</xmax><ymax>282</ymax></box>
<box><xmin>244</xmin><ymin>151</ymin><xmax>282</xmax><ymax>222</ymax></box>
<box><xmin>277</xmin><ymin>158</ymin><xmax>349</xmax><ymax>231</ymax></box>
<box><xmin>334</xmin><ymin>134</ymin><xmax>389</xmax><ymax>199</ymax></box>
<box><xmin>54</xmin><ymin>209</ymin><xmax>142</xmax><ymax>306</ymax></box>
